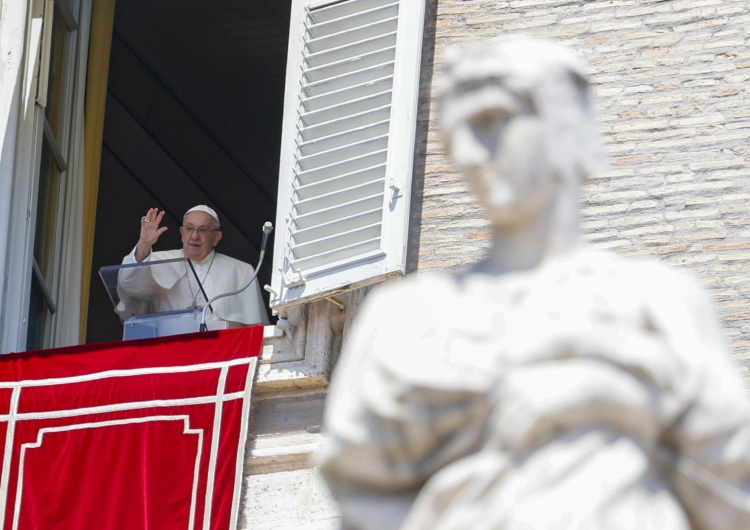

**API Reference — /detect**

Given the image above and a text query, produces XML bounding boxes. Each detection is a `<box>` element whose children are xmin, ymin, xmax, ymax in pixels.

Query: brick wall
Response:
<box><xmin>413</xmin><ymin>0</ymin><xmax>750</xmax><ymax>380</ymax></box>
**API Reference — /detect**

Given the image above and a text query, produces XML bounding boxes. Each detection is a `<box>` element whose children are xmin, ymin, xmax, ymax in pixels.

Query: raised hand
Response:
<box><xmin>134</xmin><ymin>208</ymin><xmax>168</xmax><ymax>262</ymax></box>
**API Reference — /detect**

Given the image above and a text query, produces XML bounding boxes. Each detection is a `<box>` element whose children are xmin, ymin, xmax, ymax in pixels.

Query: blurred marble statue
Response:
<box><xmin>315</xmin><ymin>39</ymin><xmax>750</xmax><ymax>529</ymax></box>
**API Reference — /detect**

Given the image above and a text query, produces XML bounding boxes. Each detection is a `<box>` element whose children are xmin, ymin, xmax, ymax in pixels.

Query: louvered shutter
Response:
<box><xmin>269</xmin><ymin>0</ymin><xmax>426</xmax><ymax>311</ymax></box>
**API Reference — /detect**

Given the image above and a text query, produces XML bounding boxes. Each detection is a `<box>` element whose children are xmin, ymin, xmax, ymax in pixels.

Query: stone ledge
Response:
<box><xmin>246</xmin><ymin>431</ymin><xmax>326</xmax><ymax>476</ymax></box>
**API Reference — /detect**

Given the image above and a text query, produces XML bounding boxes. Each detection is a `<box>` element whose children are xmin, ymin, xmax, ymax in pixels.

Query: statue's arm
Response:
<box><xmin>649</xmin><ymin>271</ymin><xmax>750</xmax><ymax>530</ymax></box>
<box><xmin>316</xmin><ymin>280</ymin><xmax>490</xmax><ymax>530</ymax></box>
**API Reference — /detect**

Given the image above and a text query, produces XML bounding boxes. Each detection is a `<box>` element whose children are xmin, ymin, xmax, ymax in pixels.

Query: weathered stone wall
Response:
<box><xmin>242</xmin><ymin>390</ymin><xmax>335</xmax><ymax>529</ymax></box>
<box><xmin>413</xmin><ymin>0</ymin><xmax>750</xmax><ymax>381</ymax></box>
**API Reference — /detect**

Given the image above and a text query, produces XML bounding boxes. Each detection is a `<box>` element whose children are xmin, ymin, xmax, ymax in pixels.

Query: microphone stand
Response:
<box><xmin>200</xmin><ymin>222</ymin><xmax>273</xmax><ymax>332</ymax></box>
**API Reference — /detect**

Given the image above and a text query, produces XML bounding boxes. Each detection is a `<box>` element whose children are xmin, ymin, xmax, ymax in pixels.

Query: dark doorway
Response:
<box><xmin>87</xmin><ymin>0</ymin><xmax>291</xmax><ymax>343</ymax></box>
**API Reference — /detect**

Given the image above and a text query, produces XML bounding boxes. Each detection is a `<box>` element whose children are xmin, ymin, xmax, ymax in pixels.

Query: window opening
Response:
<box><xmin>87</xmin><ymin>0</ymin><xmax>291</xmax><ymax>343</ymax></box>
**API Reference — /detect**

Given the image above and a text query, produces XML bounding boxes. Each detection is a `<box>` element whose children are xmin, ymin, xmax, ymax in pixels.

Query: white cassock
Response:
<box><xmin>116</xmin><ymin>248</ymin><xmax>269</xmax><ymax>330</ymax></box>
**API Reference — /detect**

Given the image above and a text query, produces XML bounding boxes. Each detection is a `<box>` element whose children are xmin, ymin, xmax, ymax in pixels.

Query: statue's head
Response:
<box><xmin>438</xmin><ymin>38</ymin><xmax>606</xmax><ymax>228</ymax></box>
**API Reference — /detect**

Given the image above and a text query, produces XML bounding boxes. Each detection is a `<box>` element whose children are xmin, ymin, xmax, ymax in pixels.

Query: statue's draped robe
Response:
<box><xmin>317</xmin><ymin>247</ymin><xmax>750</xmax><ymax>530</ymax></box>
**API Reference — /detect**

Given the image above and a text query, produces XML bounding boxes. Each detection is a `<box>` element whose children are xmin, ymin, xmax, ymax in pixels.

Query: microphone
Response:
<box><xmin>261</xmin><ymin>221</ymin><xmax>273</xmax><ymax>250</ymax></box>
<box><xmin>199</xmin><ymin>222</ymin><xmax>273</xmax><ymax>331</ymax></box>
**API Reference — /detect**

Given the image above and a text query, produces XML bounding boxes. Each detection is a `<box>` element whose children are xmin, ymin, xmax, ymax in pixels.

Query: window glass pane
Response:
<box><xmin>34</xmin><ymin>140</ymin><xmax>62</xmax><ymax>284</ymax></box>
<box><xmin>27</xmin><ymin>273</ymin><xmax>51</xmax><ymax>351</ymax></box>
<box><xmin>44</xmin><ymin>3</ymin><xmax>70</xmax><ymax>138</ymax></box>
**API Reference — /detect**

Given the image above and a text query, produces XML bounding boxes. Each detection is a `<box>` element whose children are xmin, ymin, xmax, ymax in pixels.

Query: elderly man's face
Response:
<box><xmin>443</xmin><ymin>87</ymin><xmax>560</xmax><ymax>227</ymax></box>
<box><xmin>181</xmin><ymin>211</ymin><xmax>222</xmax><ymax>261</ymax></box>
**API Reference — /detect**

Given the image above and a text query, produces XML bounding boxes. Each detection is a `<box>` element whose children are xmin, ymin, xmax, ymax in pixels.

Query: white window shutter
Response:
<box><xmin>270</xmin><ymin>0</ymin><xmax>426</xmax><ymax>311</ymax></box>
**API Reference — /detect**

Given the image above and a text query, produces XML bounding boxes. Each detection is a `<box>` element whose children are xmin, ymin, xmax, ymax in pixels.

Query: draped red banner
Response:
<box><xmin>0</xmin><ymin>327</ymin><xmax>263</xmax><ymax>530</ymax></box>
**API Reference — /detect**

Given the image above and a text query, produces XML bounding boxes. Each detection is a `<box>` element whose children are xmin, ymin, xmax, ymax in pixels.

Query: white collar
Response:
<box><xmin>187</xmin><ymin>250</ymin><xmax>216</xmax><ymax>266</ymax></box>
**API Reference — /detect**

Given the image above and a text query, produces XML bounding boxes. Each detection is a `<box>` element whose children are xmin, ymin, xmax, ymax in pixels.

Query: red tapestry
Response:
<box><xmin>0</xmin><ymin>327</ymin><xmax>263</xmax><ymax>530</ymax></box>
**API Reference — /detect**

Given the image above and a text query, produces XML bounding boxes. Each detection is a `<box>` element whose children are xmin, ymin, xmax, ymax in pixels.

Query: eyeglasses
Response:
<box><xmin>180</xmin><ymin>226</ymin><xmax>219</xmax><ymax>237</ymax></box>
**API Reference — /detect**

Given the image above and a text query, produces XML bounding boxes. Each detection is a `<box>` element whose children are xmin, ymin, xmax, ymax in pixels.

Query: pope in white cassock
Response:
<box><xmin>116</xmin><ymin>205</ymin><xmax>269</xmax><ymax>329</ymax></box>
